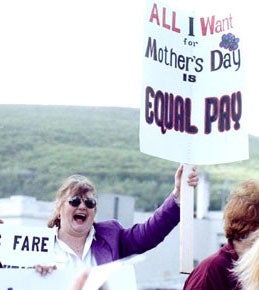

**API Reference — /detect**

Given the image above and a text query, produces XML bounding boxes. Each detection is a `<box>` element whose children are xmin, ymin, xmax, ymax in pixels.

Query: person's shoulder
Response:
<box><xmin>194</xmin><ymin>250</ymin><xmax>223</xmax><ymax>272</ymax></box>
<box><xmin>198</xmin><ymin>244</ymin><xmax>233</xmax><ymax>271</ymax></box>
<box><xmin>188</xmin><ymin>246</ymin><xmax>230</xmax><ymax>276</ymax></box>
<box><xmin>93</xmin><ymin>220</ymin><xmax>124</xmax><ymax>243</ymax></box>
<box><xmin>183</xmin><ymin>250</ymin><xmax>225</xmax><ymax>289</ymax></box>
<box><xmin>94</xmin><ymin>219</ymin><xmax>123</xmax><ymax>232</ymax></box>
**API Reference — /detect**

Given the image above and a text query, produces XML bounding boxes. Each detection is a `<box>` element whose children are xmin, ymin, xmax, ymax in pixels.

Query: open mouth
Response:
<box><xmin>73</xmin><ymin>213</ymin><xmax>87</xmax><ymax>223</ymax></box>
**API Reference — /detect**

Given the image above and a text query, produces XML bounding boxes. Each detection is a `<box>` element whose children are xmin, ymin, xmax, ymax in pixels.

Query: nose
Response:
<box><xmin>78</xmin><ymin>198</ymin><xmax>87</xmax><ymax>209</ymax></box>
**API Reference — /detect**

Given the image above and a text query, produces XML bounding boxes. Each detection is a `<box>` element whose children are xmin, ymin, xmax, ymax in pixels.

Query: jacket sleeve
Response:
<box><xmin>119</xmin><ymin>195</ymin><xmax>180</xmax><ymax>257</ymax></box>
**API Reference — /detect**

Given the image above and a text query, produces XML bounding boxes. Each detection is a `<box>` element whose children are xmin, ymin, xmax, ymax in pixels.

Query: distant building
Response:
<box><xmin>0</xmin><ymin>195</ymin><xmax>54</xmax><ymax>227</ymax></box>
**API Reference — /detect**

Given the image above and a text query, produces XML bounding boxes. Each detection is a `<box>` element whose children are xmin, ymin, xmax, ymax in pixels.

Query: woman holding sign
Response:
<box><xmin>35</xmin><ymin>165</ymin><xmax>198</xmax><ymax>275</ymax></box>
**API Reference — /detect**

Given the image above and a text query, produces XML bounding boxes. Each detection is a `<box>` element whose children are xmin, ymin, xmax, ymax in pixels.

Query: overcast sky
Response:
<box><xmin>0</xmin><ymin>0</ymin><xmax>258</xmax><ymax>136</ymax></box>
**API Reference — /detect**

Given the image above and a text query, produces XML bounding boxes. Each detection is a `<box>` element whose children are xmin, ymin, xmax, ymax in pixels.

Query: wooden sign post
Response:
<box><xmin>180</xmin><ymin>164</ymin><xmax>194</xmax><ymax>273</ymax></box>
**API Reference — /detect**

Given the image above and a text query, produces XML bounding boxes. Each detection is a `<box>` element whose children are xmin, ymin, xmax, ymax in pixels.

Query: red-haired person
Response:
<box><xmin>183</xmin><ymin>179</ymin><xmax>259</xmax><ymax>290</ymax></box>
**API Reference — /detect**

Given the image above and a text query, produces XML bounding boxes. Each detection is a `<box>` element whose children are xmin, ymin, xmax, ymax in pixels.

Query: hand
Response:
<box><xmin>71</xmin><ymin>269</ymin><xmax>107</xmax><ymax>290</ymax></box>
<box><xmin>34</xmin><ymin>264</ymin><xmax>57</xmax><ymax>276</ymax></box>
<box><xmin>71</xmin><ymin>269</ymin><xmax>89</xmax><ymax>290</ymax></box>
<box><xmin>172</xmin><ymin>164</ymin><xmax>198</xmax><ymax>203</ymax></box>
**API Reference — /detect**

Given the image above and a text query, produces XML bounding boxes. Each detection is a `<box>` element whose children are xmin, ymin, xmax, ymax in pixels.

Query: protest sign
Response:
<box><xmin>0</xmin><ymin>225</ymin><xmax>55</xmax><ymax>267</ymax></box>
<box><xmin>140</xmin><ymin>0</ymin><xmax>248</xmax><ymax>165</ymax></box>
<box><xmin>0</xmin><ymin>268</ymin><xmax>73</xmax><ymax>290</ymax></box>
<box><xmin>140</xmin><ymin>0</ymin><xmax>249</xmax><ymax>273</ymax></box>
<box><xmin>0</xmin><ymin>255</ymin><xmax>142</xmax><ymax>290</ymax></box>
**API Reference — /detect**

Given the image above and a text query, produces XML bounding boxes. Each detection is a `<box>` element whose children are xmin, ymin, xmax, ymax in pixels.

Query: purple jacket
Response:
<box><xmin>91</xmin><ymin>195</ymin><xmax>180</xmax><ymax>265</ymax></box>
<box><xmin>183</xmin><ymin>241</ymin><xmax>241</xmax><ymax>290</ymax></box>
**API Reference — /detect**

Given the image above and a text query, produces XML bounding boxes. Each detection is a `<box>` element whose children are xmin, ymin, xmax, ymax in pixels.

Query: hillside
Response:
<box><xmin>0</xmin><ymin>105</ymin><xmax>258</xmax><ymax>211</ymax></box>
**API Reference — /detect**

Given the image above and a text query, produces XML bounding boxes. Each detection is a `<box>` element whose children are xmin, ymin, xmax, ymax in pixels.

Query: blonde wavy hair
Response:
<box><xmin>232</xmin><ymin>229</ymin><xmax>259</xmax><ymax>290</ymax></box>
<box><xmin>223</xmin><ymin>179</ymin><xmax>259</xmax><ymax>241</ymax></box>
<box><xmin>47</xmin><ymin>175</ymin><xmax>96</xmax><ymax>228</ymax></box>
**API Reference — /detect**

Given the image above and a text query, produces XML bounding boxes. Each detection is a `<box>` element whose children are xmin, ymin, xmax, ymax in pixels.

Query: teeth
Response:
<box><xmin>74</xmin><ymin>214</ymin><xmax>86</xmax><ymax>221</ymax></box>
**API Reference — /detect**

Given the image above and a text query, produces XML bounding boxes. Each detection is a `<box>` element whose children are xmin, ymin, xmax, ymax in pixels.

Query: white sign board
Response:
<box><xmin>140</xmin><ymin>0</ymin><xmax>249</xmax><ymax>165</ymax></box>
<box><xmin>0</xmin><ymin>225</ymin><xmax>55</xmax><ymax>266</ymax></box>
<box><xmin>0</xmin><ymin>255</ymin><xmax>142</xmax><ymax>290</ymax></box>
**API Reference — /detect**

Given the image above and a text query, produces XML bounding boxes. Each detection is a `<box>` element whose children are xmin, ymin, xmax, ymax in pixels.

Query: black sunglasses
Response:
<box><xmin>68</xmin><ymin>196</ymin><xmax>97</xmax><ymax>209</ymax></box>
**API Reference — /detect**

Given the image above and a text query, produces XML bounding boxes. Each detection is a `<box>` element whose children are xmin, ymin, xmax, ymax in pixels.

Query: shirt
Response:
<box><xmin>54</xmin><ymin>226</ymin><xmax>97</xmax><ymax>270</ymax></box>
